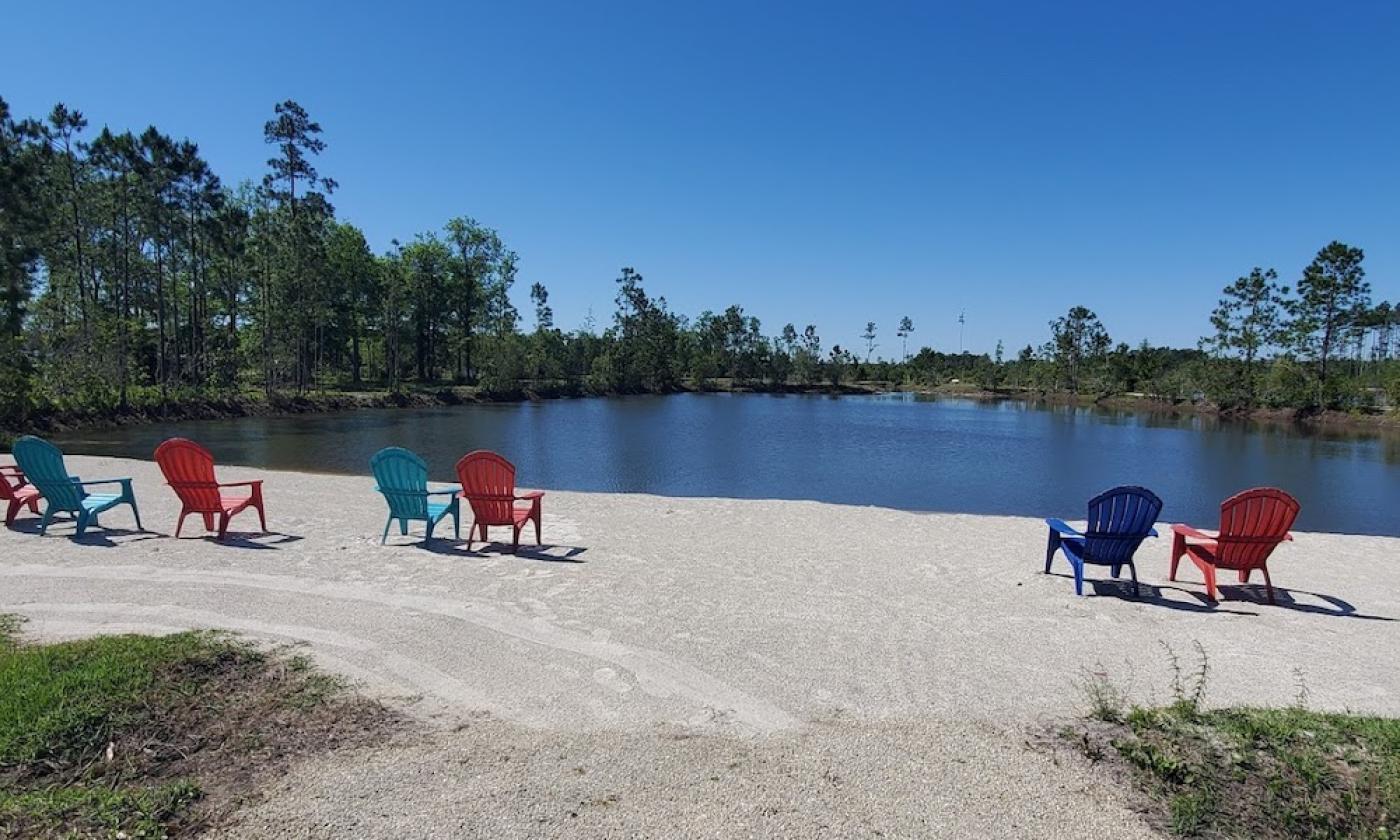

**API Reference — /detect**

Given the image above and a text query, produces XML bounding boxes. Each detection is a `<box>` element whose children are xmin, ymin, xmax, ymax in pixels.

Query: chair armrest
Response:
<box><xmin>1045</xmin><ymin>518</ymin><xmax>1083</xmax><ymax>538</ymax></box>
<box><xmin>72</xmin><ymin>477</ymin><xmax>132</xmax><ymax>489</ymax></box>
<box><xmin>217</xmin><ymin>480</ymin><xmax>263</xmax><ymax>489</ymax></box>
<box><xmin>1171</xmin><ymin>523</ymin><xmax>1216</xmax><ymax>541</ymax></box>
<box><xmin>516</xmin><ymin>490</ymin><xmax>545</xmax><ymax>501</ymax></box>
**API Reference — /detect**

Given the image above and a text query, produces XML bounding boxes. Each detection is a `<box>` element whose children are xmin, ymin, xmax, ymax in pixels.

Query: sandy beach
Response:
<box><xmin>3</xmin><ymin>455</ymin><xmax>1398</xmax><ymax>838</ymax></box>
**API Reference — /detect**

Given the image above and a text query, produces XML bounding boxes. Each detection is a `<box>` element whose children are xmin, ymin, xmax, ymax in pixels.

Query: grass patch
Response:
<box><xmin>1062</xmin><ymin>645</ymin><xmax>1399</xmax><ymax>838</ymax></box>
<box><xmin>0</xmin><ymin>616</ymin><xmax>393</xmax><ymax>838</ymax></box>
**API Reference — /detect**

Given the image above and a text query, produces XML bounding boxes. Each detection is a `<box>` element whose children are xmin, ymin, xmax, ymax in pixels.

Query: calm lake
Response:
<box><xmin>53</xmin><ymin>393</ymin><xmax>1400</xmax><ymax>536</ymax></box>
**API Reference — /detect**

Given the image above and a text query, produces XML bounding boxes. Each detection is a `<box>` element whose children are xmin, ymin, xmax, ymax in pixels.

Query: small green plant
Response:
<box><xmin>1160</xmin><ymin>640</ymin><xmax>1210</xmax><ymax>716</ymax></box>
<box><xmin>1169</xmin><ymin>791</ymin><xmax>1212</xmax><ymax>836</ymax></box>
<box><xmin>1060</xmin><ymin>642</ymin><xmax>1399</xmax><ymax>838</ymax></box>
<box><xmin>1076</xmin><ymin>662</ymin><xmax>1127</xmax><ymax>723</ymax></box>
<box><xmin>1292</xmin><ymin>666</ymin><xmax>1311</xmax><ymax>710</ymax></box>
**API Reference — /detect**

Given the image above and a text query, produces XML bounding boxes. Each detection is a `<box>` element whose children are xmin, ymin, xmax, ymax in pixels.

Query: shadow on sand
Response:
<box><xmin>1047</xmin><ymin>571</ymin><xmax>1394</xmax><ymax>621</ymax></box>
<box><xmin>7</xmin><ymin>517</ymin><xmax>159</xmax><ymax>547</ymax></box>
<box><xmin>189</xmin><ymin>532</ymin><xmax>304</xmax><ymax>550</ymax></box>
<box><xmin>414</xmin><ymin>539</ymin><xmax>588</xmax><ymax>563</ymax></box>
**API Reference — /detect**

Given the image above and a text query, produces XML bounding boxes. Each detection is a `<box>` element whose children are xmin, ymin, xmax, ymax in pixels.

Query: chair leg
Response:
<box><xmin>129</xmin><ymin>499</ymin><xmax>142</xmax><ymax>532</ymax></box>
<box><xmin>1169</xmin><ymin>533</ymin><xmax>1185</xmax><ymax>581</ymax></box>
<box><xmin>1110</xmin><ymin>564</ymin><xmax>1122</xmax><ymax>579</ymax></box>
<box><xmin>39</xmin><ymin>505</ymin><xmax>54</xmax><ymax>536</ymax></box>
<box><xmin>453</xmin><ymin>504</ymin><xmax>461</xmax><ymax>540</ymax></box>
<box><xmin>466</xmin><ymin>518</ymin><xmax>476</xmax><ymax>550</ymax></box>
<box><xmin>256</xmin><ymin>500</ymin><xmax>268</xmax><ymax>532</ymax></box>
<box><xmin>382</xmin><ymin>516</ymin><xmax>393</xmax><ymax>545</ymax></box>
<box><xmin>4</xmin><ymin>499</ymin><xmax>18</xmax><ymax>526</ymax></box>
<box><xmin>1044</xmin><ymin>531</ymin><xmax>1059</xmax><ymax>574</ymax></box>
<box><xmin>176</xmin><ymin>509</ymin><xmax>189</xmax><ymax>538</ymax></box>
<box><xmin>399</xmin><ymin>520</ymin><xmax>409</xmax><ymax>536</ymax></box>
<box><xmin>75</xmin><ymin>511</ymin><xmax>89</xmax><ymax>538</ymax></box>
<box><xmin>1203</xmin><ymin>564</ymin><xmax>1218</xmax><ymax>601</ymax></box>
<box><xmin>217</xmin><ymin>513</ymin><xmax>231</xmax><ymax>541</ymax></box>
<box><xmin>202</xmin><ymin>512</ymin><xmax>215</xmax><ymax>531</ymax></box>
<box><xmin>1072</xmin><ymin>559</ymin><xmax>1084</xmax><ymax>597</ymax></box>
<box><xmin>1261</xmin><ymin>565</ymin><xmax>1275</xmax><ymax>605</ymax></box>
<box><xmin>512</xmin><ymin>525</ymin><xmax>521</xmax><ymax>554</ymax></box>
<box><xmin>533</xmin><ymin>510</ymin><xmax>542</xmax><ymax>545</ymax></box>
<box><xmin>1239</xmin><ymin>568</ymin><xmax>1251</xmax><ymax>583</ymax></box>
<box><xmin>1128</xmin><ymin>563</ymin><xmax>1139</xmax><ymax>598</ymax></box>
<box><xmin>425</xmin><ymin>519</ymin><xmax>436</xmax><ymax>543</ymax></box>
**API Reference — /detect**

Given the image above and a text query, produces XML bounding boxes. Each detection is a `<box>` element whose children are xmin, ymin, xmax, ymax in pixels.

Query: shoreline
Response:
<box><xmin>8</xmin><ymin>380</ymin><xmax>1397</xmax><ymax>442</ymax></box>
<box><xmin>5</xmin><ymin>455</ymin><xmax>1398</xmax><ymax>838</ymax></box>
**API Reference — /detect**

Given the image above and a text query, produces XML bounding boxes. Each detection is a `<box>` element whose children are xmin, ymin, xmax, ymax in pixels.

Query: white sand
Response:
<box><xmin>3</xmin><ymin>455</ymin><xmax>1398</xmax><ymax>838</ymax></box>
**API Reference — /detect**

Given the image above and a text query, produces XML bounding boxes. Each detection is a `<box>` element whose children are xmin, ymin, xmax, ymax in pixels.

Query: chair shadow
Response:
<box><xmin>1047</xmin><ymin>570</ymin><xmax>1395</xmax><ymax>621</ymax></box>
<box><xmin>416</xmin><ymin>539</ymin><xmax>588</xmax><ymax>563</ymax></box>
<box><xmin>1213</xmin><ymin>583</ymin><xmax>1396</xmax><ymax>622</ymax></box>
<box><xmin>194</xmin><ymin>531</ymin><xmax>304</xmax><ymax>550</ymax></box>
<box><xmin>1046</xmin><ymin>571</ymin><xmax>1259</xmax><ymax>616</ymax></box>
<box><xmin>8</xmin><ymin>518</ymin><xmax>160</xmax><ymax>547</ymax></box>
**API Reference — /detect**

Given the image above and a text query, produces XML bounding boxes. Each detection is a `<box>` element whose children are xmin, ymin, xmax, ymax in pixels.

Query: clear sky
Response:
<box><xmin>5</xmin><ymin>1</ymin><xmax>1397</xmax><ymax>356</ymax></box>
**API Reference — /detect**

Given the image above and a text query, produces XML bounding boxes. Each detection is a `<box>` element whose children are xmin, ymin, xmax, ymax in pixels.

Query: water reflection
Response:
<box><xmin>52</xmin><ymin>392</ymin><xmax>1400</xmax><ymax>536</ymax></box>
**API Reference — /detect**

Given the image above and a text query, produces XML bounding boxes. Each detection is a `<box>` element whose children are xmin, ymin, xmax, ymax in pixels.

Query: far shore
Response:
<box><xmin>7</xmin><ymin>379</ymin><xmax>1397</xmax><ymax>442</ymax></box>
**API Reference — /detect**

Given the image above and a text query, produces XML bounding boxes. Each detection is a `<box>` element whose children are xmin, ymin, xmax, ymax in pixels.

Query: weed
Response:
<box><xmin>1076</xmin><ymin>662</ymin><xmax>1127</xmax><ymax>723</ymax></box>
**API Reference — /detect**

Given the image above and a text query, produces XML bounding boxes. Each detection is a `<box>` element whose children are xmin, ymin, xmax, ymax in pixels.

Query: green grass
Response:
<box><xmin>1075</xmin><ymin>702</ymin><xmax>1400</xmax><ymax>838</ymax></box>
<box><xmin>0</xmin><ymin>630</ymin><xmax>259</xmax><ymax>768</ymax></box>
<box><xmin>0</xmin><ymin>615</ymin><xmax>386</xmax><ymax>839</ymax></box>
<box><xmin>0</xmin><ymin>783</ymin><xmax>201</xmax><ymax>839</ymax></box>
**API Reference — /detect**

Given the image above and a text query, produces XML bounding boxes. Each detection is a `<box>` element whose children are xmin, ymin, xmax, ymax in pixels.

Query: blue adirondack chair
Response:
<box><xmin>1045</xmin><ymin>486</ymin><xmax>1162</xmax><ymax>597</ymax></box>
<box><xmin>370</xmin><ymin>447</ymin><xmax>460</xmax><ymax>545</ymax></box>
<box><xmin>12</xmin><ymin>435</ymin><xmax>143</xmax><ymax>537</ymax></box>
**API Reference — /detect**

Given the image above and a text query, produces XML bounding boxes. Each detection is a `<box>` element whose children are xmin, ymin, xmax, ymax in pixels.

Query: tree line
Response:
<box><xmin>1</xmin><ymin>96</ymin><xmax>1395</xmax><ymax>433</ymax></box>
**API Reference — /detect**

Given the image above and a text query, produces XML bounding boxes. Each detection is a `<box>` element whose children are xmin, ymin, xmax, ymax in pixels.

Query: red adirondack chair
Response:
<box><xmin>1170</xmin><ymin>487</ymin><xmax>1300</xmax><ymax>604</ymax></box>
<box><xmin>455</xmin><ymin>450</ymin><xmax>543</xmax><ymax>553</ymax></box>
<box><xmin>0</xmin><ymin>464</ymin><xmax>41</xmax><ymax>526</ymax></box>
<box><xmin>154</xmin><ymin>438</ymin><xmax>267</xmax><ymax>540</ymax></box>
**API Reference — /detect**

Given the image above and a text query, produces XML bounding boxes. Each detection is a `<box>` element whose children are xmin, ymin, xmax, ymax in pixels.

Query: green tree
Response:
<box><xmin>1206</xmin><ymin>267</ymin><xmax>1289</xmax><ymax>406</ymax></box>
<box><xmin>896</xmin><ymin>316</ymin><xmax>914</xmax><ymax>362</ymax></box>
<box><xmin>861</xmin><ymin>321</ymin><xmax>878</xmax><ymax>362</ymax></box>
<box><xmin>443</xmin><ymin>217</ymin><xmax>504</xmax><ymax>383</ymax></box>
<box><xmin>795</xmin><ymin>325</ymin><xmax>822</xmax><ymax>385</ymax></box>
<box><xmin>1289</xmin><ymin>241</ymin><xmax>1370</xmax><ymax>385</ymax></box>
<box><xmin>0</xmin><ymin>98</ymin><xmax>44</xmax><ymax>426</ymax></box>
<box><xmin>1048</xmin><ymin>306</ymin><xmax>1111</xmax><ymax>393</ymax></box>
<box><xmin>261</xmin><ymin>100</ymin><xmax>336</xmax><ymax>393</ymax></box>
<box><xmin>529</xmin><ymin>282</ymin><xmax>553</xmax><ymax>332</ymax></box>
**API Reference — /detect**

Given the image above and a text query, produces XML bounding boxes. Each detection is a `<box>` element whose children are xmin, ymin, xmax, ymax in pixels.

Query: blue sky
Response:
<box><xmin>5</xmin><ymin>1</ymin><xmax>1397</xmax><ymax>356</ymax></box>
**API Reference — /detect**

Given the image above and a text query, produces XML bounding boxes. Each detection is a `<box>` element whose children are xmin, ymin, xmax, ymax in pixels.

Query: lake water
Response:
<box><xmin>52</xmin><ymin>393</ymin><xmax>1400</xmax><ymax>536</ymax></box>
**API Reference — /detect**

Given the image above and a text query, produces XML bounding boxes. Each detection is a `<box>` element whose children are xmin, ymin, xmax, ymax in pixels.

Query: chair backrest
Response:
<box><xmin>1213</xmin><ymin>487</ymin><xmax>1299</xmax><ymax>569</ymax></box>
<box><xmin>1082</xmin><ymin>485</ymin><xmax>1163</xmax><ymax>565</ymax></box>
<box><xmin>370</xmin><ymin>447</ymin><xmax>430</xmax><ymax>520</ymax></box>
<box><xmin>12</xmin><ymin>436</ymin><xmax>83</xmax><ymax>511</ymax></box>
<box><xmin>154</xmin><ymin>438</ymin><xmax>222</xmax><ymax>512</ymax></box>
<box><xmin>455</xmin><ymin>450</ymin><xmax>517</xmax><ymax>526</ymax></box>
<box><xmin>0</xmin><ymin>465</ymin><xmax>28</xmax><ymax>502</ymax></box>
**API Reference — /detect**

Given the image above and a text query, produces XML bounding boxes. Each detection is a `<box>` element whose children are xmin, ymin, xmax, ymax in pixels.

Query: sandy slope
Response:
<box><xmin>3</xmin><ymin>455</ymin><xmax>1397</xmax><ymax>838</ymax></box>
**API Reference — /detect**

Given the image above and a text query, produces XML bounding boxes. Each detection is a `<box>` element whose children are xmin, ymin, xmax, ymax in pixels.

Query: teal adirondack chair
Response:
<box><xmin>12</xmin><ymin>435</ymin><xmax>143</xmax><ymax>537</ymax></box>
<box><xmin>370</xmin><ymin>447</ymin><xmax>460</xmax><ymax>545</ymax></box>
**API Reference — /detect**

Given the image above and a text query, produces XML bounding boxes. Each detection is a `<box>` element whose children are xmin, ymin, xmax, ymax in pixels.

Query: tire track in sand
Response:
<box><xmin>0</xmin><ymin>563</ymin><xmax>796</xmax><ymax>733</ymax></box>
